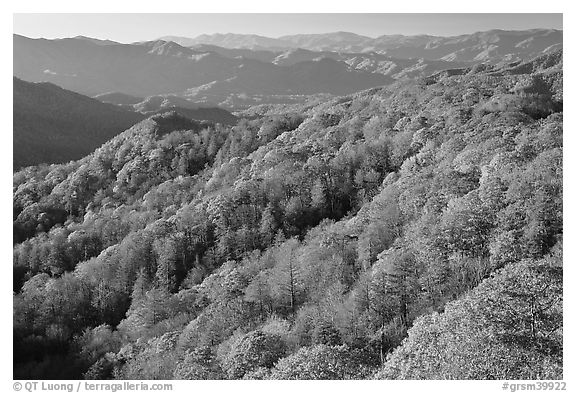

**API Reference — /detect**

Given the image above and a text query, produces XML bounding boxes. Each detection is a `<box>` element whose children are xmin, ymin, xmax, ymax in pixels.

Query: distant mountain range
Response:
<box><xmin>14</xmin><ymin>34</ymin><xmax>390</xmax><ymax>107</ymax></box>
<box><xmin>13</xmin><ymin>29</ymin><xmax>562</xmax><ymax>110</ymax></box>
<box><xmin>161</xmin><ymin>29</ymin><xmax>562</xmax><ymax>61</ymax></box>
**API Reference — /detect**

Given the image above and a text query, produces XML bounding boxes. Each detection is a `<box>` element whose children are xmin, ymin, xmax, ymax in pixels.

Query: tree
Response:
<box><xmin>269</xmin><ymin>238</ymin><xmax>303</xmax><ymax>316</ymax></box>
<box><xmin>173</xmin><ymin>346</ymin><xmax>224</xmax><ymax>379</ymax></box>
<box><xmin>75</xmin><ymin>324</ymin><xmax>122</xmax><ymax>373</ymax></box>
<box><xmin>268</xmin><ymin>344</ymin><xmax>373</xmax><ymax>380</ymax></box>
<box><xmin>40</xmin><ymin>273</ymin><xmax>93</xmax><ymax>334</ymax></box>
<box><xmin>84</xmin><ymin>353</ymin><xmax>118</xmax><ymax>380</ymax></box>
<box><xmin>310</xmin><ymin>178</ymin><xmax>327</xmax><ymax>212</ymax></box>
<box><xmin>376</xmin><ymin>248</ymin><xmax>421</xmax><ymax>330</ymax></box>
<box><xmin>244</xmin><ymin>270</ymin><xmax>273</xmax><ymax>320</ymax></box>
<box><xmin>439</xmin><ymin>191</ymin><xmax>493</xmax><ymax>258</ymax></box>
<box><xmin>377</xmin><ymin>256</ymin><xmax>562</xmax><ymax>380</ymax></box>
<box><xmin>312</xmin><ymin>321</ymin><xmax>342</xmax><ymax>346</ymax></box>
<box><xmin>222</xmin><ymin>330</ymin><xmax>287</xmax><ymax>379</ymax></box>
<box><xmin>154</xmin><ymin>238</ymin><xmax>179</xmax><ymax>293</ymax></box>
<box><xmin>259</xmin><ymin>203</ymin><xmax>278</xmax><ymax>247</ymax></box>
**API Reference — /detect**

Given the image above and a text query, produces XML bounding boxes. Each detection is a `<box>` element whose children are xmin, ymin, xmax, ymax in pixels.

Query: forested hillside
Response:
<box><xmin>13</xmin><ymin>50</ymin><xmax>563</xmax><ymax>380</ymax></box>
<box><xmin>13</xmin><ymin>78</ymin><xmax>144</xmax><ymax>169</ymax></box>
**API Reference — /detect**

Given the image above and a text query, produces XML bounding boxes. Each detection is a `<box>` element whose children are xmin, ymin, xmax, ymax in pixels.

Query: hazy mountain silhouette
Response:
<box><xmin>14</xmin><ymin>35</ymin><xmax>391</xmax><ymax>108</ymax></box>
<box><xmin>14</xmin><ymin>35</ymin><xmax>241</xmax><ymax>97</ymax></box>
<box><xmin>380</xmin><ymin>29</ymin><xmax>563</xmax><ymax>62</ymax></box>
<box><xmin>279</xmin><ymin>31</ymin><xmax>374</xmax><ymax>51</ymax></box>
<box><xmin>161</xmin><ymin>33</ymin><xmax>293</xmax><ymax>50</ymax></box>
<box><xmin>171</xmin><ymin>29</ymin><xmax>562</xmax><ymax>63</ymax></box>
<box><xmin>13</xmin><ymin>29</ymin><xmax>562</xmax><ymax>111</ymax></box>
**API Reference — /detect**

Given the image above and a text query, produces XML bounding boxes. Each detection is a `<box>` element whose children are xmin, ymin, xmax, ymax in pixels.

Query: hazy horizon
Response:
<box><xmin>14</xmin><ymin>13</ymin><xmax>562</xmax><ymax>44</ymax></box>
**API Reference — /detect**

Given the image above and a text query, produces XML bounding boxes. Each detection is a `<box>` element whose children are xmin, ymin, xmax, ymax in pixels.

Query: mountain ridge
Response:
<box><xmin>159</xmin><ymin>29</ymin><xmax>562</xmax><ymax>60</ymax></box>
<box><xmin>13</xmin><ymin>77</ymin><xmax>144</xmax><ymax>169</ymax></box>
<box><xmin>15</xmin><ymin>29</ymin><xmax>562</xmax><ymax>110</ymax></box>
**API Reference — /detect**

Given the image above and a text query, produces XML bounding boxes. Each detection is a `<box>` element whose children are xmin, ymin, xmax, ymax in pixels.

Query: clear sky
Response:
<box><xmin>13</xmin><ymin>14</ymin><xmax>562</xmax><ymax>43</ymax></box>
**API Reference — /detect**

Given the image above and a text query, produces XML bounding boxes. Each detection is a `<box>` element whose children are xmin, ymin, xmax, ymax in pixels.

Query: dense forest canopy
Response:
<box><xmin>13</xmin><ymin>49</ymin><xmax>563</xmax><ymax>379</ymax></box>
<box><xmin>13</xmin><ymin>77</ymin><xmax>144</xmax><ymax>169</ymax></box>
